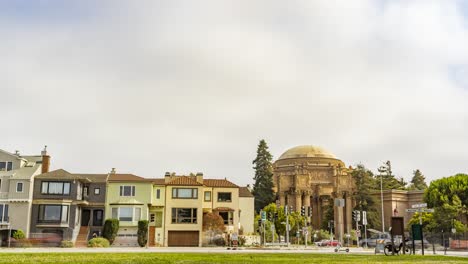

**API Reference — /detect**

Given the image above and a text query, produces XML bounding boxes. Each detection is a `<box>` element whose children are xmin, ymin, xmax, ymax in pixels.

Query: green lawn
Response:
<box><xmin>0</xmin><ymin>253</ymin><xmax>465</xmax><ymax>264</ymax></box>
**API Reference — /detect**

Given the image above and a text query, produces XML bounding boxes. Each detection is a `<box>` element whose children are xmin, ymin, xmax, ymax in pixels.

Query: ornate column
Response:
<box><xmin>345</xmin><ymin>192</ymin><xmax>352</xmax><ymax>234</ymax></box>
<box><xmin>295</xmin><ymin>190</ymin><xmax>302</xmax><ymax>212</ymax></box>
<box><xmin>303</xmin><ymin>191</ymin><xmax>311</xmax><ymax>208</ymax></box>
<box><xmin>317</xmin><ymin>196</ymin><xmax>323</xmax><ymax>229</ymax></box>
<box><xmin>280</xmin><ymin>192</ymin><xmax>286</xmax><ymax>207</ymax></box>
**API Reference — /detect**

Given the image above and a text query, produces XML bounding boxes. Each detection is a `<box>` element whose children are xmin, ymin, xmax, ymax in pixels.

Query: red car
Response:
<box><xmin>325</xmin><ymin>240</ymin><xmax>341</xmax><ymax>247</ymax></box>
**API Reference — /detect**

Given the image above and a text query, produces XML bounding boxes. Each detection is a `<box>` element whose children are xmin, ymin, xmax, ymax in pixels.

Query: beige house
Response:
<box><xmin>160</xmin><ymin>172</ymin><xmax>252</xmax><ymax>247</ymax></box>
<box><xmin>0</xmin><ymin>147</ymin><xmax>49</xmax><ymax>241</ymax></box>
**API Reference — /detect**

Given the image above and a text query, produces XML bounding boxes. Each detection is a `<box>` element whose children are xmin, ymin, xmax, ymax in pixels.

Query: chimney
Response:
<box><xmin>196</xmin><ymin>172</ymin><xmax>203</xmax><ymax>184</ymax></box>
<box><xmin>41</xmin><ymin>145</ymin><xmax>50</xmax><ymax>174</ymax></box>
<box><xmin>164</xmin><ymin>172</ymin><xmax>171</xmax><ymax>183</ymax></box>
<box><xmin>110</xmin><ymin>168</ymin><xmax>116</xmax><ymax>174</ymax></box>
<box><xmin>15</xmin><ymin>150</ymin><xmax>20</xmax><ymax>156</ymax></box>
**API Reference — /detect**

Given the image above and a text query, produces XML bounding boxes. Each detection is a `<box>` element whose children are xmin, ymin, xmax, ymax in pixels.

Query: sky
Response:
<box><xmin>1</xmin><ymin>0</ymin><xmax>468</xmax><ymax>186</ymax></box>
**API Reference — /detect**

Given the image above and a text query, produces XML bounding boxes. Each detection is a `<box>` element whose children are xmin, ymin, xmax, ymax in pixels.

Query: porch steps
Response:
<box><xmin>75</xmin><ymin>226</ymin><xmax>89</xmax><ymax>247</ymax></box>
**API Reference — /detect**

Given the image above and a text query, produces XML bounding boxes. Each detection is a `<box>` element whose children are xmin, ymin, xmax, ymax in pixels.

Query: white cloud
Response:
<box><xmin>1</xmin><ymin>0</ymin><xmax>468</xmax><ymax>185</ymax></box>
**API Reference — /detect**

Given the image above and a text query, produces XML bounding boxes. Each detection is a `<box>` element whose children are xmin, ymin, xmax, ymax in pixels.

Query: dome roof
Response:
<box><xmin>278</xmin><ymin>145</ymin><xmax>337</xmax><ymax>160</ymax></box>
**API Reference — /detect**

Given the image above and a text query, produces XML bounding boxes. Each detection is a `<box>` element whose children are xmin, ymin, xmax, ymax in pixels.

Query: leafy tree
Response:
<box><xmin>252</xmin><ymin>139</ymin><xmax>275</xmax><ymax>212</ymax></box>
<box><xmin>424</xmin><ymin>174</ymin><xmax>468</xmax><ymax>233</ymax></box>
<box><xmin>408</xmin><ymin>169</ymin><xmax>428</xmax><ymax>190</ymax></box>
<box><xmin>258</xmin><ymin>203</ymin><xmax>306</xmax><ymax>241</ymax></box>
<box><xmin>203</xmin><ymin>213</ymin><xmax>226</xmax><ymax>244</ymax></box>
<box><xmin>351</xmin><ymin>164</ymin><xmax>381</xmax><ymax>230</ymax></box>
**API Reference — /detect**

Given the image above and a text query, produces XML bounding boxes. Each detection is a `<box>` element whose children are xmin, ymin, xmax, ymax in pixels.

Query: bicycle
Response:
<box><xmin>384</xmin><ymin>239</ymin><xmax>412</xmax><ymax>256</ymax></box>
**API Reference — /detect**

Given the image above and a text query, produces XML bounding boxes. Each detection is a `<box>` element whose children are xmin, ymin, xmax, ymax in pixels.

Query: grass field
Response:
<box><xmin>0</xmin><ymin>253</ymin><xmax>465</xmax><ymax>264</ymax></box>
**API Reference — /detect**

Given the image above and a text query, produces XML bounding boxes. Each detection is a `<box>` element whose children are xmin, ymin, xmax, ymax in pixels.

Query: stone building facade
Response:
<box><xmin>273</xmin><ymin>145</ymin><xmax>355</xmax><ymax>241</ymax></box>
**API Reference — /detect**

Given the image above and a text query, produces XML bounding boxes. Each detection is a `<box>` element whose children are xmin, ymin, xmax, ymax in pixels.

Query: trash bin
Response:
<box><xmin>375</xmin><ymin>239</ymin><xmax>385</xmax><ymax>254</ymax></box>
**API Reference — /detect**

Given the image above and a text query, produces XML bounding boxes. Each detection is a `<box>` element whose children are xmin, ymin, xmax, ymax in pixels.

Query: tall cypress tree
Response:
<box><xmin>252</xmin><ymin>139</ymin><xmax>275</xmax><ymax>213</ymax></box>
<box><xmin>409</xmin><ymin>169</ymin><xmax>428</xmax><ymax>190</ymax></box>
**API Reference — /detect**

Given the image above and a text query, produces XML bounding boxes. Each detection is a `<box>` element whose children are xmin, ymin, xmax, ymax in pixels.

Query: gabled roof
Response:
<box><xmin>108</xmin><ymin>173</ymin><xmax>152</xmax><ymax>182</ymax></box>
<box><xmin>36</xmin><ymin>169</ymin><xmax>107</xmax><ymax>182</ymax></box>
<box><xmin>166</xmin><ymin>176</ymin><xmax>203</xmax><ymax>186</ymax></box>
<box><xmin>203</xmin><ymin>179</ymin><xmax>239</xmax><ymax>188</ymax></box>
<box><xmin>239</xmin><ymin>187</ymin><xmax>254</xmax><ymax>197</ymax></box>
<box><xmin>36</xmin><ymin>169</ymin><xmax>74</xmax><ymax>179</ymax></box>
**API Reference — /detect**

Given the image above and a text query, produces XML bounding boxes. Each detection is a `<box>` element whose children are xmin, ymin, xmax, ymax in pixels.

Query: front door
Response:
<box><xmin>93</xmin><ymin>210</ymin><xmax>103</xmax><ymax>226</ymax></box>
<box><xmin>149</xmin><ymin>226</ymin><xmax>155</xmax><ymax>246</ymax></box>
<box><xmin>81</xmin><ymin>209</ymin><xmax>91</xmax><ymax>226</ymax></box>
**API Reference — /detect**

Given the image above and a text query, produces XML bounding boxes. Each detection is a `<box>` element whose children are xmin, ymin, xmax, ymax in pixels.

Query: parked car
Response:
<box><xmin>325</xmin><ymin>240</ymin><xmax>341</xmax><ymax>247</ymax></box>
<box><xmin>360</xmin><ymin>233</ymin><xmax>391</xmax><ymax>247</ymax></box>
<box><xmin>315</xmin><ymin>239</ymin><xmax>330</xmax><ymax>247</ymax></box>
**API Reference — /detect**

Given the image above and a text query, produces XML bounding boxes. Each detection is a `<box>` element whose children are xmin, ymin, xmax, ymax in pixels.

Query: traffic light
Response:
<box><xmin>301</xmin><ymin>206</ymin><xmax>305</xmax><ymax>216</ymax></box>
<box><xmin>307</xmin><ymin>206</ymin><xmax>312</xmax><ymax>217</ymax></box>
<box><xmin>290</xmin><ymin>205</ymin><xmax>293</xmax><ymax>214</ymax></box>
<box><xmin>352</xmin><ymin>210</ymin><xmax>361</xmax><ymax>222</ymax></box>
<box><xmin>274</xmin><ymin>212</ymin><xmax>278</xmax><ymax>219</ymax></box>
<box><xmin>257</xmin><ymin>219</ymin><xmax>262</xmax><ymax>232</ymax></box>
<box><xmin>269</xmin><ymin>212</ymin><xmax>273</xmax><ymax>221</ymax></box>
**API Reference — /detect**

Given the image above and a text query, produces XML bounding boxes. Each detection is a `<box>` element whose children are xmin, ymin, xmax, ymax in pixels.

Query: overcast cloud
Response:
<box><xmin>1</xmin><ymin>0</ymin><xmax>468</xmax><ymax>186</ymax></box>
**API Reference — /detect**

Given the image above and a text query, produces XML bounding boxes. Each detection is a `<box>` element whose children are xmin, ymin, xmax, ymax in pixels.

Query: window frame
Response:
<box><xmin>119</xmin><ymin>186</ymin><xmax>136</xmax><ymax>197</ymax></box>
<box><xmin>204</xmin><ymin>191</ymin><xmax>212</xmax><ymax>202</ymax></box>
<box><xmin>38</xmin><ymin>204</ymin><xmax>69</xmax><ymax>223</ymax></box>
<box><xmin>16</xmin><ymin>182</ymin><xmax>24</xmax><ymax>193</ymax></box>
<box><xmin>217</xmin><ymin>192</ymin><xmax>232</xmax><ymax>202</ymax></box>
<box><xmin>0</xmin><ymin>204</ymin><xmax>9</xmax><ymax>223</ymax></box>
<box><xmin>218</xmin><ymin>211</ymin><xmax>234</xmax><ymax>225</ymax></box>
<box><xmin>171</xmin><ymin>188</ymin><xmax>198</xmax><ymax>199</ymax></box>
<box><xmin>171</xmin><ymin>208</ymin><xmax>197</xmax><ymax>224</ymax></box>
<box><xmin>40</xmin><ymin>181</ymin><xmax>71</xmax><ymax>195</ymax></box>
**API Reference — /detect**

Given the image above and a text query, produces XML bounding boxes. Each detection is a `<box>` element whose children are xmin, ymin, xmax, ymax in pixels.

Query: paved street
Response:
<box><xmin>0</xmin><ymin>246</ymin><xmax>467</xmax><ymax>257</ymax></box>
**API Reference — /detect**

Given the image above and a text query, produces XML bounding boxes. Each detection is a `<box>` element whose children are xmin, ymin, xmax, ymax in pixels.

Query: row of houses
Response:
<box><xmin>0</xmin><ymin>147</ymin><xmax>254</xmax><ymax>247</ymax></box>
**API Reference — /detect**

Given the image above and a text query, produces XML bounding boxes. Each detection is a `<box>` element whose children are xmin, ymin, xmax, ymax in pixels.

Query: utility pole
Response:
<box><xmin>285</xmin><ymin>205</ymin><xmax>290</xmax><ymax>246</ymax></box>
<box><xmin>378</xmin><ymin>161</ymin><xmax>391</xmax><ymax>233</ymax></box>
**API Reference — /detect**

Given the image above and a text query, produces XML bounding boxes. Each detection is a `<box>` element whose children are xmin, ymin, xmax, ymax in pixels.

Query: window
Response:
<box><xmin>156</xmin><ymin>189</ymin><xmax>160</xmax><ymax>199</ymax></box>
<box><xmin>219</xmin><ymin>211</ymin><xmax>234</xmax><ymax>225</ymax></box>
<box><xmin>41</xmin><ymin>182</ymin><xmax>71</xmax><ymax>195</ymax></box>
<box><xmin>83</xmin><ymin>186</ymin><xmax>89</xmax><ymax>196</ymax></box>
<box><xmin>119</xmin><ymin>186</ymin><xmax>135</xmax><ymax>196</ymax></box>
<box><xmin>204</xmin><ymin>191</ymin><xmax>211</xmax><ymax>201</ymax></box>
<box><xmin>119</xmin><ymin>207</ymin><xmax>133</xmax><ymax>221</ymax></box>
<box><xmin>150</xmin><ymin>213</ymin><xmax>155</xmax><ymax>222</ymax></box>
<box><xmin>16</xmin><ymin>182</ymin><xmax>23</xmax><ymax>192</ymax></box>
<box><xmin>94</xmin><ymin>188</ymin><xmax>100</xmax><ymax>195</ymax></box>
<box><xmin>111</xmin><ymin>207</ymin><xmax>141</xmax><ymax>222</ymax></box>
<box><xmin>0</xmin><ymin>204</ymin><xmax>9</xmax><ymax>223</ymax></box>
<box><xmin>217</xmin><ymin>192</ymin><xmax>232</xmax><ymax>202</ymax></box>
<box><xmin>172</xmin><ymin>188</ymin><xmax>198</xmax><ymax>199</ymax></box>
<box><xmin>0</xmin><ymin>162</ymin><xmax>12</xmax><ymax>171</ymax></box>
<box><xmin>38</xmin><ymin>205</ymin><xmax>69</xmax><ymax>223</ymax></box>
<box><xmin>171</xmin><ymin>208</ymin><xmax>197</xmax><ymax>224</ymax></box>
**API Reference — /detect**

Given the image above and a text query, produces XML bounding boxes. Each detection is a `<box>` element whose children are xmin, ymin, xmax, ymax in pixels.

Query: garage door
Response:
<box><xmin>168</xmin><ymin>231</ymin><xmax>199</xmax><ymax>247</ymax></box>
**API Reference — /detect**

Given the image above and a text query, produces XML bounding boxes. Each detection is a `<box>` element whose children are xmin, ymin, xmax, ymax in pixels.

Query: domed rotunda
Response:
<box><xmin>273</xmin><ymin>145</ymin><xmax>355</xmax><ymax>237</ymax></box>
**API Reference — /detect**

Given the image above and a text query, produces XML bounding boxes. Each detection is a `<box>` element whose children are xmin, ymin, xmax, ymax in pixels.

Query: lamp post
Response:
<box><xmin>378</xmin><ymin>161</ymin><xmax>391</xmax><ymax>233</ymax></box>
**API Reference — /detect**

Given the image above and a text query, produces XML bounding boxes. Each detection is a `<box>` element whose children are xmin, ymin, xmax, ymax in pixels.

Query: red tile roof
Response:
<box><xmin>203</xmin><ymin>179</ymin><xmax>239</xmax><ymax>188</ymax></box>
<box><xmin>166</xmin><ymin>176</ymin><xmax>203</xmax><ymax>186</ymax></box>
<box><xmin>239</xmin><ymin>187</ymin><xmax>254</xmax><ymax>197</ymax></box>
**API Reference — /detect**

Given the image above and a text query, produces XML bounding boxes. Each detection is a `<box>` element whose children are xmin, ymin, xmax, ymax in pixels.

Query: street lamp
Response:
<box><xmin>378</xmin><ymin>161</ymin><xmax>391</xmax><ymax>233</ymax></box>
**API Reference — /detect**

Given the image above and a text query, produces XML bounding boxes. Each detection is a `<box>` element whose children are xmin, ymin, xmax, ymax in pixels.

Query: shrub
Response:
<box><xmin>137</xmin><ymin>220</ymin><xmax>149</xmax><ymax>247</ymax></box>
<box><xmin>238</xmin><ymin>236</ymin><xmax>246</xmax><ymax>246</ymax></box>
<box><xmin>213</xmin><ymin>236</ymin><xmax>226</xmax><ymax>246</ymax></box>
<box><xmin>88</xmin><ymin>237</ymin><xmax>110</xmax><ymax>248</ymax></box>
<box><xmin>60</xmin><ymin>240</ymin><xmax>74</xmax><ymax>248</ymax></box>
<box><xmin>12</xmin><ymin>229</ymin><xmax>26</xmax><ymax>240</ymax></box>
<box><xmin>102</xmin><ymin>219</ymin><xmax>119</xmax><ymax>245</ymax></box>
